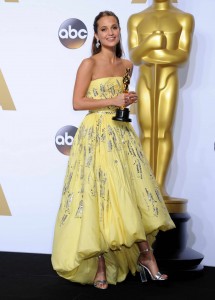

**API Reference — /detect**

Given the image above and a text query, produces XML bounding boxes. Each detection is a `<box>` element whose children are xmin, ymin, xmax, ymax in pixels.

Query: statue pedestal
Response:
<box><xmin>153</xmin><ymin>198</ymin><xmax>204</xmax><ymax>278</ymax></box>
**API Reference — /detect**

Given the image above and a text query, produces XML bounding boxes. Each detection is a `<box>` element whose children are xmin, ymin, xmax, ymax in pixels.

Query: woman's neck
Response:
<box><xmin>99</xmin><ymin>48</ymin><xmax>117</xmax><ymax>64</ymax></box>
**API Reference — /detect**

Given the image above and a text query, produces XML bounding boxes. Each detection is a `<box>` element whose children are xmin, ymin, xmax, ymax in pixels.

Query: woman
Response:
<box><xmin>51</xmin><ymin>11</ymin><xmax>175</xmax><ymax>289</ymax></box>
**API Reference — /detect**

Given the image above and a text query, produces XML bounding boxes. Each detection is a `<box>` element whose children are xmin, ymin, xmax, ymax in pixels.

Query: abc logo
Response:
<box><xmin>58</xmin><ymin>18</ymin><xmax>88</xmax><ymax>49</ymax></box>
<box><xmin>55</xmin><ymin>125</ymin><xmax>78</xmax><ymax>155</ymax></box>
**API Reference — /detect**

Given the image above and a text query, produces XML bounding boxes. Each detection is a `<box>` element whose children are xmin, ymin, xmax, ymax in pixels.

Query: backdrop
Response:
<box><xmin>0</xmin><ymin>0</ymin><xmax>214</xmax><ymax>267</ymax></box>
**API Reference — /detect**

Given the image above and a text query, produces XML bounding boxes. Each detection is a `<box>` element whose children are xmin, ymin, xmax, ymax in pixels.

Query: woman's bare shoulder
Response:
<box><xmin>79</xmin><ymin>57</ymin><xmax>96</xmax><ymax>69</ymax></box>
<box><xmin>121</xmin><ymin>58</ymin><xmax>133</xmax><ymax>72</ymax></box>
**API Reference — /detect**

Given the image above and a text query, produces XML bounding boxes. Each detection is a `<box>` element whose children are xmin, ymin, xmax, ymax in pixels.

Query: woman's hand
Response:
<box><xmin>114</xmin><ymin>91</ymin><xmax>138</xmax><ymax>107</ymax></box>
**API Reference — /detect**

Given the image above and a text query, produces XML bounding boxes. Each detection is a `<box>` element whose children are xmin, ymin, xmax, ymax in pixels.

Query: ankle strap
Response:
<box><xmin>140</xmin><ymin>248</ymin><xmax>153</xmax><ymax>254</ymax></box>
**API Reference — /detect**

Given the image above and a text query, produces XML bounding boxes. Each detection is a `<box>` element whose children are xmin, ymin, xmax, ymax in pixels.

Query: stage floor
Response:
<box><xmin>0</xmin><ymin>251</ymin><xmax>214</xmax><ymax>300</ymax></box>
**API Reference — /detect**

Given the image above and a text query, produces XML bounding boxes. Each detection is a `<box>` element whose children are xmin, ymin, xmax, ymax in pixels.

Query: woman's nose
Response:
<box><xmin>107</xmin><ymin>29</ymin><xmax>114</xmax><ymax>35</ymax></box>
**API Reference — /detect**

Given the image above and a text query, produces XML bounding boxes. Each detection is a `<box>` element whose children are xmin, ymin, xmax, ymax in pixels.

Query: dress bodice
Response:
<box><xmin>86</xmin><ymin>77</ymin><xmax>124</xmax><ymax>113</ymax></box>
<box><xmin>86</xmin><ymin>77</ymin><xmax>123</xmax><ymax>100</ymax></box>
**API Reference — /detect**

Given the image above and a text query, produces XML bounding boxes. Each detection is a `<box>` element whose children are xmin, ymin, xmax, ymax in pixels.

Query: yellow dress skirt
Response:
<box><xmin>51</xmin><ymin>77</ymin><xmax>175</xmax><ymax>285</ymax></box>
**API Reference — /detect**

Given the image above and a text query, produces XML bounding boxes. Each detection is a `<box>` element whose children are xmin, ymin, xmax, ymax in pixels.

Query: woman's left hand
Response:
<box><xmin>124</xmin><ymin>91</ymin><xmax>138</xmax><ymax>107</ymax></box>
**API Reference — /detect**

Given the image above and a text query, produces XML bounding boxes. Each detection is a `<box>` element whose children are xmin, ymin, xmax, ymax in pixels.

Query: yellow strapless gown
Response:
<box><xmin>51</xmin><ymin>77</ymin><xmax>175</xmax><ymax>285</ymax></box>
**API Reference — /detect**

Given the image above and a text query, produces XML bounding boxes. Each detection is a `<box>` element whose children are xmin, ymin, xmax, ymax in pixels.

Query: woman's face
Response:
<box><xmin>95</xmin><ymin>16</ymin><xmax>120</xmax><ymax>49</ymax></box>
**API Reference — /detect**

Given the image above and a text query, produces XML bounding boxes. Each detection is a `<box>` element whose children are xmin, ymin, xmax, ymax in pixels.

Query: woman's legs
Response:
<box><xmin>93</xmin><ymin>240</ymin><xmax>167</xmax><ymax>288</ymax></box>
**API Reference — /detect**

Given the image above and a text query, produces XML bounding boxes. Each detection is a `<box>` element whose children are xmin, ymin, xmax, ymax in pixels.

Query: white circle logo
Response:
<box><xmin>55</xmin><ymin>125</ymin><xmax>78</xmax><ymax>155</ymax></box>
<box><xmin>58</xmin><ymin>18</ymin><xmax>88</xmax><ymax>49</ymax></box>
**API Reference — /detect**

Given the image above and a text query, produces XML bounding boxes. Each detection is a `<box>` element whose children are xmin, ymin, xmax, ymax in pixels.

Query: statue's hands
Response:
<box><xmin>146</xmin><ymin>31</ymin><xmax>167</xmax><ymax>50</ymax></box>
<box><xmin>114</xmin><ymin>92</ymin><xmax>138</xmax><ymax>107</ymax></box>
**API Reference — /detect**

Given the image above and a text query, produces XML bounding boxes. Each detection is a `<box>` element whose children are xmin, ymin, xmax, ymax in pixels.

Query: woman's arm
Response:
<box><xmin>72</xmin><ymin>58</ymin><xmax>126</xmax><ymax>111</ymax></box>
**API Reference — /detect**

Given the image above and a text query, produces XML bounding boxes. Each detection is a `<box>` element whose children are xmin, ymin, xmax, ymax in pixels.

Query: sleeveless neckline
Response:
<box><xmin>90</xmin><ymin>76</ymin><xmax>123</xmax><ymax>82</ymax></box>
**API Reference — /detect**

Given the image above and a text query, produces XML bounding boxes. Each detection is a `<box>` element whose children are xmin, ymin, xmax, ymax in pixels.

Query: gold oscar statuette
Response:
<box><xmin>127</xmin><ymin>0</ymin><xmax>195</xmax><ymax>211</ymax></box>
<box><xmin>112</xmin><ymin>68</ymin><xmax>132</xmax><ymax>122</ymax></box>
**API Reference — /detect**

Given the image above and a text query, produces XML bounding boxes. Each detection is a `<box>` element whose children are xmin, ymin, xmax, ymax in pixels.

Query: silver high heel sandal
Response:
<box><xmin>137</xmin><ymin>249</ymin><xmax>167</xmax><ymax>282</ymax></box>
<box><xmin>93</xmin><ymin>255</ymin><xmax>108</xmax><ymax>289</ymax></box>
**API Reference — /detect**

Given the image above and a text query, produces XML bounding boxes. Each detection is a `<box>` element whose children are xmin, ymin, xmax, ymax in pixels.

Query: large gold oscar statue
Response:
<box><xmin>128</xmin><ymin>0</ymin><xmax>204</xmax><ymax>275</ymax></box>
<box><xmin>128</xmin><ymin>0</ymin><xmax>194</xmax><ymax>213</ymax></box>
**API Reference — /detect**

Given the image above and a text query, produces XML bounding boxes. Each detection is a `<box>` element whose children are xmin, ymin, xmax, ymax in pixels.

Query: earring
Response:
<box><xmin>96</xmin><ymin>39</ymin><xmax>100</xmax><ymax>48</ymax></box>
